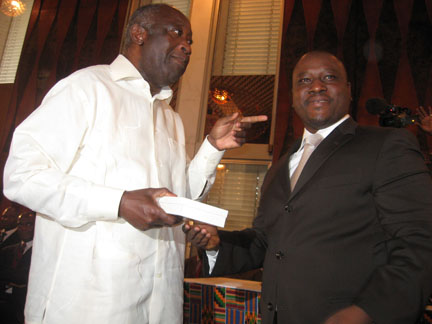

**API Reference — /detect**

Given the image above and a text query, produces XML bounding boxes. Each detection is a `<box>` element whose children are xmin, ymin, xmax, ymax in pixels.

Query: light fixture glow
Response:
<box><xmin>0</xmin><ymin>0</ymin><xmax>26</xmax><ymax>17</ymax></box>
<box><xmin>217</xmin><ymin>164</ymin><xmax>226</xmax><ymax>170</ymax></box>
<box><xmin>211</xmin><ymin>88</ymin><xmax>231</xmax><ymax>105</ymax></box>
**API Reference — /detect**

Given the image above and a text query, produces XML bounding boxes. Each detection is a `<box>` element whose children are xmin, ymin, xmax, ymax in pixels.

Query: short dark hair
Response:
<box><xmin>123</xmin><ymin>4</ymin><xmax>178</xmax><ymax>49</ymax></box>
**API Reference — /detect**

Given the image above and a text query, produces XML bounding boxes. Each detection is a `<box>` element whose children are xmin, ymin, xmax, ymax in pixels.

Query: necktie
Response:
<box><xmin>290</xmin><ymin>133</ymin><xmax>323</xmax><ymax>190</ymax></box>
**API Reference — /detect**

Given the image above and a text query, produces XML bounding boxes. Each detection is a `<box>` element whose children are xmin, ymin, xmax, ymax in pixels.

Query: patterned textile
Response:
<box><xmin>184</xmin><ymin>282</ymin><xmax>261</xmax><ymax>324</ymax></box>
<box><xmin>184</xmin><ymin>281</ymin><xmax>431</xmax><ymax>324</ymax></box>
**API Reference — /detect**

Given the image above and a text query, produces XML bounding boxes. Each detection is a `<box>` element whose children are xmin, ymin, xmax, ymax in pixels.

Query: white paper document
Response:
<box><xmin>157</xmin><ymin>196</ymin><xmax>228</xmax><ymax>227</ymax></box>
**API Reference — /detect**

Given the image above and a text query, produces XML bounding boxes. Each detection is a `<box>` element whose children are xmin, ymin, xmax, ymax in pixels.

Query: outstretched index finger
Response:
<box><xmin>240</xmin><ymin>115</ymin><xmax>268</xmax><ymax>124</ymax></box>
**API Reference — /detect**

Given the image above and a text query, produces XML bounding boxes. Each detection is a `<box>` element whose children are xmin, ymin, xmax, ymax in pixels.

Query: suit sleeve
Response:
<box><xmin>204</xmin><ymin>227</ymin><xmax>267</xmax><ymax>277</ymax></box>
<box><xmin>204</xmin><ymin>161</ymin><xmax>284</xmax><ymax>277</ymax></box>
<box><xmin>204</xmin><ymin>154</ymin><xmax>289</xmax><ymax>277</ymax></box>
<box><xmin>354</xmin><ymin>129</ymin><xmax>432</xmax><ymax>324</ymax></box>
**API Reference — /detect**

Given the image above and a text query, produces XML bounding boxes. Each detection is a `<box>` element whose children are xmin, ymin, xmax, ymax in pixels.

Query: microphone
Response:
<box><xmin>365</xmin><ymin>98</ymin><xmax>389</xmax><ymax>115</ymax></box>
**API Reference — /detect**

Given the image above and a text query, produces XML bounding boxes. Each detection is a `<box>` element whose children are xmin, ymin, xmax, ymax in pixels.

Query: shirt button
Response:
<box><xmin>275</xmin><ymin>251</ymin><xmax>284</xmax><ymax>260</ymax></box>
<box><xmin>267</xmin><ymin>302</ymin><xmax>274</xmax><ymax>311</ymax></box>
<box><xmin>284</xmin><ymin>205</ymin><xmax>292</xmax><ymax>212</ymax></box>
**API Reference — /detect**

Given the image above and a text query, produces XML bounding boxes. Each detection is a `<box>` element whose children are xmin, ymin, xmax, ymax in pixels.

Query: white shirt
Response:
<box><xmin>288</xmin><ymin>115</ymin><xmax>350</xmax><ymax>177</ymax></box>
<box><xmin>4</xmin><ymin>55</ymin><xmax>224</xmax><ymax>324</ymax></box>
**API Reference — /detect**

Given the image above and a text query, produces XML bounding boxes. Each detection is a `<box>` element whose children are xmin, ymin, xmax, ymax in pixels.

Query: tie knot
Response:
<box><xmin>305</xmin><ymin>133</ymin><xmax>323</xmax><ymax>147</ymax></box>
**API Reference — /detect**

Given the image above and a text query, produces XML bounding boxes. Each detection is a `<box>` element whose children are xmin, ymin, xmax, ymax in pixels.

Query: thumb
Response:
<box><xmin>221</xmin><ymin>112</ymin><xmax>239</xmax><ymax>124</ymax></box>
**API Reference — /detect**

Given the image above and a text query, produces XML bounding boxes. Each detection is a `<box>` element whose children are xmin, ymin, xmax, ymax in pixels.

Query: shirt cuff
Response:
<box><xmin>195</xmin><ymin>136</ymin><xmax>225</xmax><ymax>177</ymax></box>
<box><xmin>206</xmin><ymin>249</ymin><xmax>219</xmax><ymax>275</ymax></box>
<box><xmin>85</xmin><ymin>184</ymin><xmax>124</xmax><ymax>221</ymax></box>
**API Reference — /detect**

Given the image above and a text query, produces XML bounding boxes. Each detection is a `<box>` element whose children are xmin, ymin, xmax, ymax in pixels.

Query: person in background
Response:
<box><xmin>417</xmin><ymin>105</ymin><xmax>432</xmax><ymax>135</ymax></box>
<box><xmin>416</xmin><ymin>106</ymin><xmax>432</xmax><ymax>173</ymax></box>
<box><xmin>0</xmin><ymin>211</ymin><xmax>35</xmax><ymax>324</ymax></box>
<box><xmin>0</xmin><ymin>206</ymin><xmax>21</xmax><ymax>249</ymax></box>
<box><xmin>184</xmin><ymin>50</ymin><xmax>432</xmax><ymax>324</ymax></box>
<box><xmin>2</xmin><ymin>4</ymin><xmax>267</xmax><ymax>324</ymax></box>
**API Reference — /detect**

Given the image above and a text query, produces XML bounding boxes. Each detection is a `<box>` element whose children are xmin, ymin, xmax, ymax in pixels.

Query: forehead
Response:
<box><xmin>293</xmin><ymin>53</ymin><xmax>346</xmax><ymax>77</ymax></box>
<box><xmin>156</xmin><ymin>7</ymin><xmax>191</xmax><ymax>31</ymax></box>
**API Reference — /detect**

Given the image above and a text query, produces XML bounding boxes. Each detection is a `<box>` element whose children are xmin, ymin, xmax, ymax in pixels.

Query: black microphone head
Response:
<box><xmin>366</xmin><ymin>98</ymin><xmax>388</xmax><ymax>115</ymax></box>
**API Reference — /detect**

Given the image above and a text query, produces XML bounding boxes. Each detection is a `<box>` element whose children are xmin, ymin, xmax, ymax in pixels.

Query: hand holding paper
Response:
<box><xmin>119</xmin><ymin>188</ymin><xmax>182</xmax><ymax>230</ymax></box>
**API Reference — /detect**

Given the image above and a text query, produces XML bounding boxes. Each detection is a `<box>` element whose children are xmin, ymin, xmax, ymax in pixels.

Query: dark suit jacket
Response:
<box><xmin>207</xmin><ymin>118</ymin><xmax>432</xmax><ymax>324</ymax></box>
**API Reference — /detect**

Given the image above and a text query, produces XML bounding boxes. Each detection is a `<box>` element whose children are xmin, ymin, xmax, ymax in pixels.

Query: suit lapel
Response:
<box><xmin>289</xmin><ymin>118</ymin><xmax>357</xmax><ymax>200</ymax></box>
<box><xmin>264</xmin><ymin>140</ymin><xmax>300</xmax><ymax>197</ymax></box>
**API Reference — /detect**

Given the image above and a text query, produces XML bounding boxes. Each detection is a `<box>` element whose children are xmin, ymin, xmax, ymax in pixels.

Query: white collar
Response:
<box><xmin>109</xmin><ymin>55</ymin><xmax>173</xmax><ymax>101</ymax></box>
<box><xmin>300</xmin><ymin>114</ymin><xmax>350</xmax><ymax>149</ymax></box>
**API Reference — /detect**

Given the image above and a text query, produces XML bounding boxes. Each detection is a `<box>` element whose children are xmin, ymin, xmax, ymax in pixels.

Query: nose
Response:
<box><xmin>179</xmin><ymin>38</ymin><xmax>192</xmax><ymax>56</ymax></box>
<box><xmin>308</xmin><ymin>79</ymin><xmax>326</xmax><ymax>94</ymax></box>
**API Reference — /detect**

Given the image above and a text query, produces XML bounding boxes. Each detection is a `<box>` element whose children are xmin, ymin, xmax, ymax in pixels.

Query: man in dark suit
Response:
<box><xmin>184</xmin><ymin>51</ymin><xmax>432</xmax><ymax>324</ymax></box>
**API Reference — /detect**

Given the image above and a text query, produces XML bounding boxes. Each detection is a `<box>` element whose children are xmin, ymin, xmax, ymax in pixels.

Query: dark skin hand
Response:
<box><xmin>323</xmin><ymin>305</ymin><xmax>373</xmax><ymax>324</ymax></box>
<box><xmin>119</xmin><ymin>188</ymin><xmax>182</xmax><ymax>231</ymax></box>
<box><xmin>182</xmin><ymin>222</ymin><xmax>220</xmax><ymax>251</ymax></box>
<box><xmin>117</xmin><ymin>114</ymin><xmax>267</xmax><ymax>231</ymax></box>
<box><xmin>416</xmin><ymin>106</ymin><xmax>432</xmax><ymax>135</ymax></box>
<box><xmin>208</xmin><ymin>112</ymin><xmax>268</xmax><ymax>150</ymax></box>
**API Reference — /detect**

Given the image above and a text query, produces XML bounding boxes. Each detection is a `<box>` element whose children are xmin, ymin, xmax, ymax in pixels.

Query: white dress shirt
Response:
<box><xmin>4</xmin><ymin>55</ymin><xmax>224</xmax><ymax>324</ymax></box>
<box><xmin>289</xmin><ymin>115</ymin><xmax>350</xmax><ymax>177</ymax></box>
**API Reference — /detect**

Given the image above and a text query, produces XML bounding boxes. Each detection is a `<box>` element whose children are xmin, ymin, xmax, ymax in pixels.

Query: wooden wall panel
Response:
<box><xmin>0</xmin><ymin>0</ymin><xmax>129</xmax><ymax>206</ymax></box>
<box><xmin>0</xmin><ymin>84</ymin><xmax>14</xmax><ymax>189</ymax></box>
<box><xmin>274</xmin><ymin>0</ymin><xmax>432</xmax><ymax>162</ymax></box>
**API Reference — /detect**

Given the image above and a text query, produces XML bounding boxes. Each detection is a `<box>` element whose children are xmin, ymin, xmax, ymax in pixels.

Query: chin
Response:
<box><xmin>169</xmin><ymin>74</ymin><xmax>185</xmax><ymax>85</ymax></box>
<box><xmin>307</xmin><ymin>118</ymin><xmax>332</xmax><ymax>130</ymax></box>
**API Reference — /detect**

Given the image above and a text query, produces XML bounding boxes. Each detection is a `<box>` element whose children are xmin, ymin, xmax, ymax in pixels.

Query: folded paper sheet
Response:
<box><xmin>157</xmin><ymin>196</ymin><xmax>228</xmax><ymax>227</ymax></box>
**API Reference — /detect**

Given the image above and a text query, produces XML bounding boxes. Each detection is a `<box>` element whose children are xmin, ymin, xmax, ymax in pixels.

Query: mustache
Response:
<box><xmin>306</xmin><ymin>94</ymin><xmax>331</xmax><ymax>105</ymax></box>
<box><xmin>171</xmin><ymin>53</ymin><xmax>189</xmax><ymax>64</ymax></box>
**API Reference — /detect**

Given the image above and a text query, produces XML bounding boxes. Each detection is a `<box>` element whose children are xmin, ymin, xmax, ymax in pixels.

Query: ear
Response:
<box><xmin>130</xmin><ymin>24</ymin><xmax>147</xmax><ymax>46</ymax></box>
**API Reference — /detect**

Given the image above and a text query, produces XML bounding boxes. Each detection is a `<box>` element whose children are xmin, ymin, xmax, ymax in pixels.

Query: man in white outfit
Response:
<box><xmin>3</xmin><ymin>4</ymin><xmax>267</xmax><ymax>324</ymax></box>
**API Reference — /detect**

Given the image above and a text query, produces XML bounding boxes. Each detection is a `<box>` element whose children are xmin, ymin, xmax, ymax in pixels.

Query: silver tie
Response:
<box><xmin>290</xmin><ymin>133</ymin><xmax>323</xmax><ymax>190</ymax></box>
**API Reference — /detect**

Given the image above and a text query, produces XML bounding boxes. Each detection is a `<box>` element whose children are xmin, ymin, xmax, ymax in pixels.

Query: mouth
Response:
<box><xmin>170</xmin><ymin>54</ymin><xmax>189</xmax><ymax>68</ymax></box>
<box><xmin>307</xmin><ymin>96</ymin><xmax>330</xmax><ymax>106</ymax></box>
